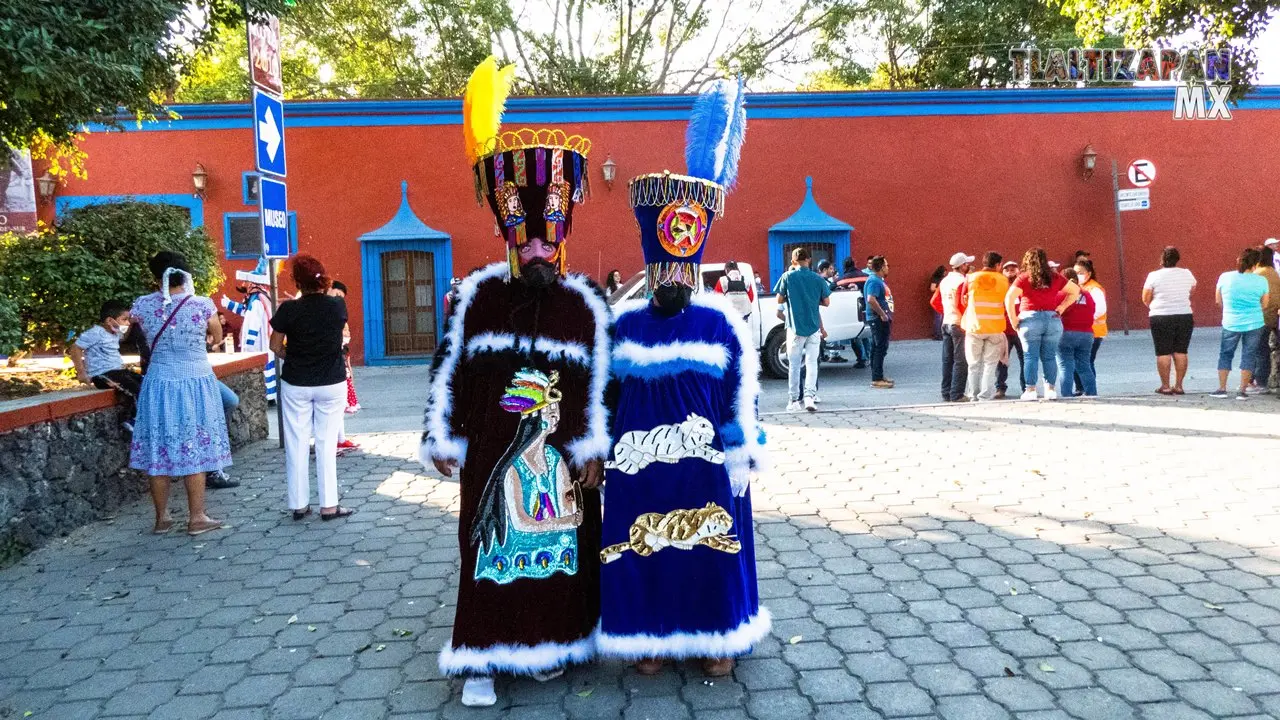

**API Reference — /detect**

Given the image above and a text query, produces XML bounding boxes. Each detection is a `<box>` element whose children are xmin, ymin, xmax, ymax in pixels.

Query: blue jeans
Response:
<box><xmin>1219</xmin><ymin>328</ymin><xmax>1264</xmax><ymax>373</ymax></box>
<box><xmin>1058</xmin><ymin>331</ymin><xmax>1097</xmax><ymax>396</ymax></box>
<box><xmin>1018</xmin><ymin>311</ymin><xmax>1063</xmax><ymax>388</ymax></box>
<box><xmin>869</xmin><ymin>320</ymin><xmax>891</xmax><ymax>381</ymax></box>
<box><xmin>219</xmin><ymin>381</ymin><xmax>240</xmax><ymax>428</ymax></box>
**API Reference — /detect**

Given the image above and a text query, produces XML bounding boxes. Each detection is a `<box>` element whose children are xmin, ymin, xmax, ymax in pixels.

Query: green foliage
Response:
<box><xmin>0</xmin><ymin>295</ymin><xmax>21</xmax><ymax>357</ymax></box>
<box><xmin>0</xmin><ymin>0</ymin><xmax>291</xmax><ymax>153</ymax></box>
<box><xmin>0</xmin><ymin>202</ymin><xmax>222</xmax><ymax>351</ymax></box>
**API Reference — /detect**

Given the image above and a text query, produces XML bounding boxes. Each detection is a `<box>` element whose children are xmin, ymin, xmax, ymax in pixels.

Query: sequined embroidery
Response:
<box><xmin>656</xmin><ymin>201</ymin><xmax>708</xmax><ymax>258</ymax></box>
<box><xmin>605</xmin><ymin>413</ymin><xmax>724</xmax><ymax>475</ymax></box>
<box><xmin>472</xmin><ymin>369</ymin><xmax>581</xmax><ymax>585</ymax></box>
<box><xmin>513</xmin><ymin>148</ymin><xmax>528</xmax><ymax>186</ymax></box>
<box><xmin>600</xmin><ymin>503</ymin><xmax>739</xmax><ymax>564</ymax></box>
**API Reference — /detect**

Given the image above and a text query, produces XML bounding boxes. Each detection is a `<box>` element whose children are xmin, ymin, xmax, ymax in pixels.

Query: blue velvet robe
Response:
<box><xmin>598</xmin><ymin>293</ymin><xmax>770</xmax><ymax>659</ymax></box>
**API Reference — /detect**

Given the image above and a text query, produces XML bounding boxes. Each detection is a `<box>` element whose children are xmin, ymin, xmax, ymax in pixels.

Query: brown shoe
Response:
<box><xmin>871</xmin><ymin>380</ymin><xmax>894</xmax><ymax>389</ymax></box>
<box><xmin>701</xmin><ymin>658</ymin><xmax>735</xmax><ymax>677</ymax></box>
<box><xmin>635</xmin><ymin>658</ymin><xmax>664</xmax><ymax>676</ymax></box>
<box><xmin>993</xmin><ymin>390</ymin><xmax>1007</xmax><ymax>399</ymax></box>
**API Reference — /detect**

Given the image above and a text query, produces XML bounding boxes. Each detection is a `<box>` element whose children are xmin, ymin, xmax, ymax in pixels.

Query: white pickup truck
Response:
<box><xmin>607</xmin><ymin>262</ymin><xmax>865</xmax><ymax>379</ymax></box>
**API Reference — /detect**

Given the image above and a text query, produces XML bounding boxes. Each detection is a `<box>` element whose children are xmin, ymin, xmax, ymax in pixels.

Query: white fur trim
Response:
<box><xmin>691</xmin><ymin>293</ymin><xmax>767</xmax><ymax>489</ymax></box>
<box><xmin>613</xmin><ymin>340</ymin><xmax>729</xmax><ymax>370</ymax></box>
<box><xmin>421</xmin><ymin>263</ymin><xmax>508</xmax><ymax>469</ymax></box>
<box><xmin>466</xmin><ymin>332</ymin><xmax>591</xmax><ymax>365</ymax></box>
<box><xmin>561</xmin><ymin>273</ymin><xmax>613</xmax><ymax>466</ymax></box>
<box><xmin>613</xmin><ymin>298</ymin><xmax>650</xmax><ymax>320</ymax></box>
<box><xmin>438</xmin><ymin>633</ymin><xmax>597</xmax><ymax>676</ymax></box>
<box><xmin>596</xmin><ymin>607</ymin><xmax>772</xmax><ymax>661</ymax></box>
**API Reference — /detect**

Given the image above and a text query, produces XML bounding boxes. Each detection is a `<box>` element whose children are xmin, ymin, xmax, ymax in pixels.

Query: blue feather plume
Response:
<box><xmin>719</xmin><ymin>78</ymin><xmax>748</xmax><ymax>189</ymax></box>
<box><xmin>685</xmin><ymin>79</ymin><xmax>744</xmax><ymax>186</ymax></box>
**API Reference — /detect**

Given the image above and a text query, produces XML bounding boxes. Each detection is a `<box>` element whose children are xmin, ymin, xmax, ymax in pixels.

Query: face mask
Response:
<box><xmin>114</xmin><ymin>322</ymin><xmax>130</xmax><ymax>336</ymax></box>
<box><xmin>727</xmin><ymin>270</ymin><xmax>742</xmax><ymax>282</ymax></box>
<box><xmin>520</xmin><ymin>259</ymin><xmax>558</xmax><ymax>290</ymax></box>
<box><xmin>652</xmin><ymin>284</ymin><xmax>692</xmax><ymax>315</ymax></box>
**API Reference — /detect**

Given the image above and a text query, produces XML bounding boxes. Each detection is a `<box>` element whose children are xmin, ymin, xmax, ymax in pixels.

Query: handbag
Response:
<box><xmin>151</xmin><ymin>295</ymin><xmax>193</xmax><ymax>353</ymax></box>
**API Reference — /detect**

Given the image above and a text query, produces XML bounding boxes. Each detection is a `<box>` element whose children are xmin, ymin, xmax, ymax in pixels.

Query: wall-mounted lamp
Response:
<box><xmin>192</xmin><ymin>163</ymin><xmax>209</xmax><ymax>198</ymax></box>
<box><xmin>36</xmin><ymin>171</ymin><xmax>57</xmax><ymax>205</ymax></box>
<box><xmin>601</xmin><ymin>155</ymin><xmax>617</xmax><ymax>190</ymax></box>
<box><xmin>1080</xmin><ymin>144</ymin><xmax>1098</xmax><ymax>180</ymax></box>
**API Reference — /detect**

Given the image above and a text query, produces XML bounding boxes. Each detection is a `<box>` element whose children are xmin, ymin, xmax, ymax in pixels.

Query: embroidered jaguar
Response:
<box><xmin>600</xmin><ymin>503</ymin><xmax>740</xmax><ymax>564</ymax></box>
<box><xmin>606</xmin><ymin>413</ymin><xmax>723</xmax><ymax>475</ymax></box>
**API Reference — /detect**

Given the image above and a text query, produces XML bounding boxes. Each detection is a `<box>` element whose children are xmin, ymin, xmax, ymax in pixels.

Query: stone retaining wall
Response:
<box><xmin>0</xmin><ymin>355</ymin><xmax>268</xmax><ymax>565</ymax></box>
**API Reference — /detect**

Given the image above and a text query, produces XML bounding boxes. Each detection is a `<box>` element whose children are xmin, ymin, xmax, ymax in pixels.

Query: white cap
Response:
<box><xmin>1265</xmin><ymin>238</ymin><xmax>1279</xmax><ymax>247</ymax></box>
<box><xmin>1049</xmin><ymin>260</ymin><xmax>1062</xmax><ymax>269</ymax></box>
<box><xmin>949</xmin><ymin>252</ymin><xmax>975</xmax><ymax>268</ymax></box>
<box><xmin>1002</xmin><ymin>260</ymin><xmax>1018</xmax><ymax>268</ymax></box>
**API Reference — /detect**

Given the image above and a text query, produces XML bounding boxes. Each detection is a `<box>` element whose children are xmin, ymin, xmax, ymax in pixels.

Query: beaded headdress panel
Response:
<box><xmin>464</xmin><ymin>58</ymin><xmax>592</xmax><ymax>278</ymax></box>
<box><xmin>629</xmin><ymin>79</ymin><xmax>746</xmax><ymax>294</ymax></box>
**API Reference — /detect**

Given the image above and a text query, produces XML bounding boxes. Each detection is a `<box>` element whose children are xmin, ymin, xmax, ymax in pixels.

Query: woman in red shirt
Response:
<box><xmin>1005</xmin><ymin>248</ymin><xmax>1081</xmax><ymax>400</ymax></box>
<box><xmin>1057</xmin><ymin>269</ymin><xmax>1097</xmax><ymax>396</ymax></box>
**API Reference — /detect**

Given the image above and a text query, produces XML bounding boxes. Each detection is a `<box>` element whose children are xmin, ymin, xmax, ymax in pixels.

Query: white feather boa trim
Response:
<box><xmin>421</xmin><ymin>264</ymin><xmax>612</xmax><ymax>471</ymax></box>
<box><xmin>691</xmin><ymin>292</ymin><xmax>768</xmax><ymax>496</ymax></box>
<box><xmin>438</xmin><ymin>633</ymin><xmax>597</xmax><ymax>677</ymax></box>
<box><xmin>561</xmin><ymin>273</ymin><xmax>613</xmax><ymax>466</ymax></box>
<box><xmin>596</xmin><ymin>607</ymin><xmax>772</xmax><ymax>661</ymax></box>
<box><xmin>421</xmin><ymin>263</ymin><xmax>508</xmax><ymax>469</ymax></box>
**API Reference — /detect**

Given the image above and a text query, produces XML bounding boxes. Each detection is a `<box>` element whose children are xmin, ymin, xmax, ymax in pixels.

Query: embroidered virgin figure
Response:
<box><xmin>473</xmin><ymin>370</ymin><xmax>583</xmax><ymax>584</ymax></box>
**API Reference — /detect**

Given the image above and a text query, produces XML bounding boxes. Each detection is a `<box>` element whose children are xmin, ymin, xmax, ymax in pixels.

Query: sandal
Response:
<box><xmin>320</xmin><ymin>507</ymin><xmax>356</xmax><ymax>521</ymax></box>
<box><xmin>292</xmin><ymin>506</ymin><xmax>312</xmax><ymax>521</ymax></box>
<box><xmin>187</xmin><ymin>519</ymin><xmax>224</xmax><ymax>536</ymax></box>
<box><xmin>152</xmin><ymin>519</ymin><xmax>175</xmax><ymax>535</ymax></box>
<box><xmin>1172</xmin><ymin>388</ymin><xmax>1186</xmax><ymax>395</ymax></box>
<box><xmin>634</xmin><ymin>658</ymin><xmax>664</xmax><ymax>676</ymax></box>
<box><xmin>1156</xmin><ymin>388</ymin><xmax>1174</xmax><ymax>396</ymax></box>
<box><xmin>702</xmin><ymin>658</ymin><xmax>735</xmax><ymax>677</ymax></box>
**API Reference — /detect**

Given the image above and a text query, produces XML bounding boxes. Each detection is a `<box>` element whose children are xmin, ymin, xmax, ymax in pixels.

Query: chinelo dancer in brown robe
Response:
<box><xmin>421</xmin><ymin>57</ymin><xmax>610</xmax><ymax>708</ymax></box>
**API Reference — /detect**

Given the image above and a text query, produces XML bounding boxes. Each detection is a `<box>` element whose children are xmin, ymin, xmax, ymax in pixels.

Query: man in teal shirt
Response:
<box><xmin>776</xmin><ymin>247</ymin><xmax>831</xmax><ymax>411</ymax></box>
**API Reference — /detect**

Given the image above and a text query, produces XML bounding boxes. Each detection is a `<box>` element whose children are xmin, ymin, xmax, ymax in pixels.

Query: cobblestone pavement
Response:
<box><xmin>2</xmin><ymin>395</ymin><xmax>1280</xmax><ymax>719</ymax></box>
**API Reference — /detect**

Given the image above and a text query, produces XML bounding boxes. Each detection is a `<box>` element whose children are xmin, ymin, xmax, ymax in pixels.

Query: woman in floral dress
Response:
<box><xmin>129</xmin><ymin>251</ymin><xmax>231</xmax><ymax>536</ymax></box>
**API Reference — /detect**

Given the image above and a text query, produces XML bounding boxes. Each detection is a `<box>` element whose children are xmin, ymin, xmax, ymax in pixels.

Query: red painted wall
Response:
<box><xmin>45</xmin><ymin>102</ymin><xmax>1280</xmax><ymax>364</ymax></box>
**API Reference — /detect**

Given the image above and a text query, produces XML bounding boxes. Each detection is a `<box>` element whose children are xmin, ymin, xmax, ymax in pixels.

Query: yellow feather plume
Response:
<box><xmin>463</xmin><ymin>57</ymin><xmax>516</xmax><ymax>165</ymax></box>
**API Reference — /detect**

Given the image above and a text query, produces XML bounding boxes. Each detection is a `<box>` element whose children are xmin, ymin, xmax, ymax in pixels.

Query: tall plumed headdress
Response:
<box><xmin>629</xmin><ymin>78</ymin><xmax>747</xmax><ymax>293</ymax></box>
<box><xmin>464</xmin><ymin>57</ymin><xmax>592</xmax><ymax>279</ymax></box>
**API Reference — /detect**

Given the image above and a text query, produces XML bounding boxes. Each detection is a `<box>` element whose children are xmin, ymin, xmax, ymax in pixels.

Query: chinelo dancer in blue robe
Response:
<box><xmin>598</xmin><ymin>79</ymin><xmax>769</xmax><ymax>678</ymax></box>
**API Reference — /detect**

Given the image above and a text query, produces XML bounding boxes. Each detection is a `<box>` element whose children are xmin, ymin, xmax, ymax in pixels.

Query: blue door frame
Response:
<box><xmin>360</xmin><ymin>238</ymin><xmax>453</xmax><ymax>366</ymax></box>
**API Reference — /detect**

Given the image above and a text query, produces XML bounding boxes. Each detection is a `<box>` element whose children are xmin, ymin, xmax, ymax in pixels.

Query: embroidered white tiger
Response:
<box><xmin>606</xmin><ymin>413</ymin><xmax>724</xmax><ymax>475</ymax></box>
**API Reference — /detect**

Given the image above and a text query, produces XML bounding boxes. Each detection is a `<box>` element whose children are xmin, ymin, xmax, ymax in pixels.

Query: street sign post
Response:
<box><xmin>259</xmin><ymin>177</ymin><xmax>289</xmax><ymax>258</ymax></box>
<box><xmin>253</xmin><ymin>89</ymin><xmax>287</xmax><ymax>177</ymax></box>
<box><xmin>1111</xmin><ymin>159</ymin><xmax>1132</xmax><ymax>334</ymax></box>
<box><xmin>1117</xmin><ymin>188</ymin><xmax>1149</xmax><ymax>202</ymax></box>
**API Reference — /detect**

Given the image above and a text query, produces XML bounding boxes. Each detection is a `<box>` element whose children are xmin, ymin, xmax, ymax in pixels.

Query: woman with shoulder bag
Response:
<box><xmin>129</xmin><ymin>252</ymin><xmax>230</xmax><ymax>536</ymax></box>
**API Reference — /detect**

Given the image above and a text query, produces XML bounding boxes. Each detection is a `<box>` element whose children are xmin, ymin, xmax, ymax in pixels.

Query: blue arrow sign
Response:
<box><xmin>259</xmin><ymin>177</ymin><xmax>290</xmax><ymax>258</ymax></box>
<box><xmin>253</xmin><ymin>89</ymin><xmax>286</xmax><ymax>177</ymax></box>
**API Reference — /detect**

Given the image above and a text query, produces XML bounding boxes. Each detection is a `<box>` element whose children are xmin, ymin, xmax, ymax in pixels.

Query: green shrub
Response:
<box><xmin>0</xmin><ymin>201</ymin><xmax>223</xmax><ymax>351</ymax></box>
<box><xmin>0</xmin><ymin>295</ymin><xmax>21</xmax><ymax>356</ymax></box>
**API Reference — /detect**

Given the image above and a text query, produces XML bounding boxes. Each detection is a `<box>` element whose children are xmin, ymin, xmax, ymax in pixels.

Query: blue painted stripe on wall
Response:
<box><xmin>85</xmin><ymin>87</ymin><xmax>1280</xmax><ymax>132</ymax></box>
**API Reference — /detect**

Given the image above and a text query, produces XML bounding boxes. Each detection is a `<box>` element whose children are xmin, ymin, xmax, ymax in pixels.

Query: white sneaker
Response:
<box><xmin>804</xmin><ymin>397</ymin><xmax>817</xmax><ymax>412</ymax></box>
<box><xmin>531</xmin><ymin>668</ymin><xmax>564</xmax><ymax>682</ymax></box>
<box><xmin>1043</xmin><ymin>387</ymin><xmax>1059</xmax><ymax>401</ymax></box>
<box><xmin>1020</xmin><ymin>388</ymin><xmax>1039</xmax><ymax>401</ymax></box>
<box><xmin>813</xmin><ymin>395</ymin><xmax>822</xmax><ymax>404</ymax></box>
<box><xmin>461</xmin><ymin>677</ymin><xmax>497</xmax><ymax>707</ymax></box>
<box><xmin>786</xmin><ymin>401</ymin><xmax>803</xmax><ymax>412</ymax></box>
